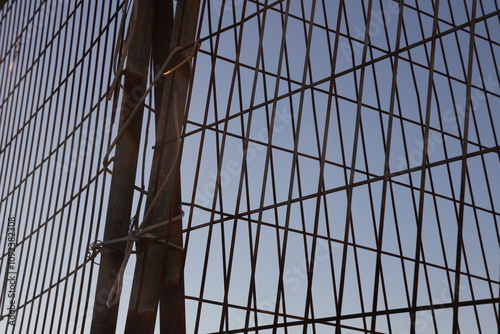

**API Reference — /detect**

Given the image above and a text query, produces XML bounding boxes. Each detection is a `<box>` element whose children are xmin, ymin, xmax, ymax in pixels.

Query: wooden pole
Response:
<box><xmin>158</xmin><ymin>2</ymin><xmax>200</xmax><ymax>331</ymax></box>
<box><xmin>90</xmin><ymin>1</ymin><xmax>156</xmax><ymax>333</ymax></box>
<box><xmin>125</xmin><ymin>0</ymin><xmax>200</xmax><ymax>333</ymax></box>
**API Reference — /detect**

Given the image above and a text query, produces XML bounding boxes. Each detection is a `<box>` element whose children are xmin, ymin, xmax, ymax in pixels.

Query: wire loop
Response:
<box><xmin>89</xmin><ymin>212</ymin><xmax>185</xmax><ymax>307</ymax></box>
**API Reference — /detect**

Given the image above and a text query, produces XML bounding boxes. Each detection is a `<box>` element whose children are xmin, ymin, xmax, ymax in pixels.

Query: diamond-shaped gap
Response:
<box><xmin>305</xmin><ymin>239</ymin><xmax>337</xmax><ymax>319</ymax></box>
<box><xmin>247</xmin><ymin>105</ymin><xmax>271</xmax><ymax>152</ymax></box>
<box><xmin>414</xmin><ymin>3</ymin><xmax>439</xmax><ymax>40</ymax></box>
<box><xmin>324</xmin><ymin>187</ymin><xmax>348</xmax><ymax>238</ymax></box>
<box><xmin>475</xmin><ymin>304</ymin><xmax>500</xmax><ymax>333</ymax></box>
<box><xmin>185</xmin><ymin>227</ymin><xmax>213</xmax><ymax>297</ymax></box>
<box><xmin>432</xmin><ymin>74</ymin><xmax>456</xmax><ymax>131</ymax></box>
<box><xmin>311</xmin><ymin>235</ymin><xmax>338</xmax><ymax>299</ymax></box>
<box><xmin>334</xmin><ymin>245</ymin><xmax>369</xmax><ymax>316</ymax></box>
<box><xmin>243</xmin><ymin>147</ymin><xmax>268</xmax><ymax>210</ymax></box>
<box><xmin>182</xmin><ymin>128</ymin><xmax>205</xmax><ymax>189</ymax></box>
<box><xmin>467</xmin><ymin>275</ymin><xmax>498</xmax><ymax>303</ymax></box>
<box><xmin>296</xmin><ymin>96</ymin><xmax>320</xmax><ymax>157</ymax></box>
<box><xmin>390</xmin><ymin>183</ymin><xmax>418</xmax><ymax>258</ymax></box>
<box><xmin>284</xmin><ymin>16</ymin><xmax>307</xmax><ymax>83</ymax></box>
<box><xmin>444</xmin><ymin>159</ymin><xmax>465</xmax><ymax>201</ymax></box>
<box><xmin>393</xmin><ymin>60</ymin><xmax>419</xmax><ymax>121</ymax></box>
<box><xmin>260</xmin><ymin>71</ymin><xmax>278</xmax><ymax>104</ymax></box>
<box><xmin>436</xmin><ymin>31</ymin><xmax>464</xmax><ymax>81</ymax></box>
<box><xmin>456</xmin><ymin>306</ymin><xmax>482</xmax><ymax>332</ymax></box>
<box><xmin>223</xmin><ymin>107</ymin><xmax>247</xmax><ymax>144</ymax></box>
<box><xmin>409</xmin><ymin>59</ymin><xmax>434</xmax><ymax>122</ymax></box>
<box><xmin>276</xmin><ymin>72</ymin><xmax>302</xmax><ymax>98</ymax></box>
<box><xmin>388</xmin><ymin>113</ymin><xmax>413</xmax><ymax>178</ymax></box>
<box><xmin>238</xmin><ymin>9</ymin><xmax>265</xmax><ymax>70</ymax></box>
<box><xmin>322</xmin><ymin>162</ymin><xmax>349</xmax><ymax>197</ymax></box>
<box><xmin>449</xmin><ymin>0</ymin><xmax>473</xmax><ymax>26</ymax></box>
<box><xmin>228</xmin><ymin>214</ymin><xmax>259</xmax><ymax>296</ymax></box>
<box><xmin>461</xmin><ymin>206</ymin><xmax>488</xmax><ymax>278</ymax></box>
<box><xmin>376</xmin><ymin>188</ymin><xmax>401</xmax><ymax>257</ymax></box>
<box><xmin>193</xmin><ymin>130</ymin><xmax>223</xmax><ymax>209</ymax></box>
<box><xmin>249</xmin><ymin>70</ymin><xmax>272</xmax><ymax>109</ymax></box>
<box><xmin>475</xmin><ymin>210</ymin><xmax>499</xmax><ymax>277</ymax></box>
<box><xmin>306</xmin><ymin>86</ymin><xmax>333</xmax><ymax>151</ymax></box>
<box><xmin>470</xmin><ymin>88</ymin><xmax>497</xmax><ymax>148</ymax></box>
<box><xmin>412</xmin><ymin>262</ymin><xmax>435</xmax><ymax>308</ymax></box>
<box><xmin>380</xmin><ymin>253</ymin><xmax>412</xmax><ymax>310</ymax></box>
<box><xmin>454</xmin><ymin>29</ymin><xmax>473</xmax><ymax>68</ymax></box>
<box><xmin>280</xmin><ymin>229</ymin><xmax>309</xmax><ymax>318</ymax></box>
<box><xmin>218</xmin><ymin>134</ymin><xmax>252</xmax><ymax>213</ymax></box>
<box><xmin>264</xmin><ymin>147</ymin><xmax>293</xmax><ymax>203</ymax></box>
<box><xmin>261</xmin><ymin>158</ymin><xmax>281</xmax><ymax>209</ymax></box>
<box><xmin>335</xmin><ymin>69</ymin><xmax>358</xmax><ymax>104</ymax></box>
<box><xmin>312</xmin><ymin>202</ymin><xmax>335</xmax><ymax>252</ymax></box>
<box><xmin>424</xmin><ymin>129</ymin><xmax>448</xmax><ymax>166</ymax></box>
<box><xmin>237</xmin><ymin>65</ymin><xmax>261</xmax><ymax>111</ymax></box>
<box><xmin>343</xmin><ymin>0</ymin><xmax>367</xmax><ymax>44</ymax></box>
<box><xmin>190</xmin><ymin>52</ymin><xmax>212</xmax><ymax>108</ymax></box>
<box><xmin>287</xmin><ymin>0</ymin><xmax>304</xmax><ymax>18</ymax></box>
<box><xmin>253</xmin><ymin>223</ymin><xmax>283</xmax><ymax>312</ymax></box>
<box><xmin>308</xmin><ymin>24</ymin><xmax>333</xmax><ymax>83</ymax></box>
<box><xmin>358</xmin><ymin>246</ymin><xmax>380</xmax><ymax>308</ymax></box>
<box><xmin>483</xmin><ymin>16</ymin><xmax>500</xmax><ymax>44</ymax></box>
<box><xmin>296</xmin><ymin>197</ymin><xmax>320</xmax><ymax>236</ymax></box>
<box><xmin>260</xmin><ymin>6</ymin><xmax>286</xmax><ymax>78</ymax></box>
<box><xmin>213</xmin><ymin>59</ymin><xmax>239</xmax><ymax>121</ymax></box>
<box><xmin>323</xmin><ymin>108</ymin><xmax>349</xmax><ymax>171</ymax></box>
<box><xmin>214</xmin><ymin>0</ymin><xmax>245</xmax><ymax>32</ymax></box>
<box><xmin>464</xmin><ymin>155</ymin><xmax>491</xmax><ymax>208</ymax></box>
<box><xmin>372</xmin><ymin>57</ymin><xmax>396</xmax><ymax>113</ymax></box>
<box><xmin>365</xmin><ymin>0</ymin><xmax>390</xmax><ymax>53</ymax></box>
<box><xmin>382</xmin><ymin>0</ymin><xmax>405</xmax><ymax>52</ymax></box>
<box><xmin>431</xmin><ymin>32</ymin><xmax>449</xmax><ymax>75</ymax></box>
<box><xmin>426</xmin><ymin>163</ymin><xmax>454</xmax><ymax>199</ymax></box>
<box><xmin>196</xmin><ymin>303</ymin><xmax>223</xmax><ymax>333</ymax></box>
<box><xmin>268</xmin><ymin>98</ymin><xmax>297</xmax><ymax>153</ymax></box>
<box><xmin>485</xmin><ymin>89</ymin><xmax>500</xmax><ymax>137</ymax></box>
<box><xmin>296</xmin><ymin>155</ymin><xmax>322</xmax><ymax>204</ymax></box>
<box><xmin>333</xmin><ymin>97</ymin><xmax>358</xmax><ymax>167</ymax></box>
<box><xmin>279</xmin><ymin>199</ymin><xmax>303</xmax><ymax>235</ymax></box>
<box><xmin>419</xmin><ymin>194</ymin><xmax>450</xmax><ymax>268</ymax></box>
<box><xmin>360</xmin><ymin>106</ymin><xmax>387</xmax><ymax>176</ymax></box>
<box><xmin>351</xmin><ymin>134</ymin><xmax>370</xmax><ymax>184</ymax></box>
<box><xmin>388</xmin><ymin>312</ymin><xmax>413</xmax><ymax>333</ymax></box>
<box><xmin>337</xmin><ymin>34</ymin><xmax>356</xmax><ymax>74</ymax></box>
<box><xmin>201</xmin><ymin>81</ymin><xmax>223</xmax><ymax>127</ymax></box>
<box><xmin>473</xmin><ymin>36</ymin><xmax>497</xmax><ymax>85</ymax></box>
<box><xmin>398</xmin><ymin>118</ymin><xmax>428</xmax><ymax>171</ymax></box>
<box><xmin>349</xmin><ymin>184</ymin><xmax>377</xmax><ymax>250</ymax></box>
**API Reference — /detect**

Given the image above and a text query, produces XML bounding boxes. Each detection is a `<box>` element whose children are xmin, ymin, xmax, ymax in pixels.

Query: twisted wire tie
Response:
<box><xmin>89</xmin><ymin>212</ymin><xmax>184</xmax><ymax>308</ymax></box>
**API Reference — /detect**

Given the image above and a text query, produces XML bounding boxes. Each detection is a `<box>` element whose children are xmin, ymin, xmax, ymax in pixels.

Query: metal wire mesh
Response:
<box><xmin>0</xmin><ymin>0</ymin><xmax>499</xmax><ymax>333</ymax></box>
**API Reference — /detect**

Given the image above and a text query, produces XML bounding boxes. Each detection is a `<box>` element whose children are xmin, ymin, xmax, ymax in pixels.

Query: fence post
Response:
<box><xmin>90</xmin><ymin>1</ymin><xmax>156</xmax><ymax>333</ymax></box>
<box><xmin>124</xmin><ymin>0</ymin><xmax>200</xmax><ymax>333</ymax></box>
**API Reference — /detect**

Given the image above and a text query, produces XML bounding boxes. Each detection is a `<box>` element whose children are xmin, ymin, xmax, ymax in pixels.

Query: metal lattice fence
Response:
<box><xmin>0</xmin><ymin>0</ymin><xmax>499</xmax><ymax>333</ymax></box>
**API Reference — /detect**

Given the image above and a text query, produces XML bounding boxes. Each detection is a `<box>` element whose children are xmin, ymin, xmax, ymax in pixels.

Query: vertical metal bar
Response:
<box><xmin>452</xmin><ymin>0</ymin><xmax>477</xmax><ymax>331</ymax></box>
<box><xmin>124</xmin><ymin>1</ymin><xmax>199</xmax><ymax>333</ymax></box>
<box><xmin>409</xmin><ymin>1</ymin><xmax>441</xmax><ymax>332</ymax></box>
<box><xmin>90</xmin><ymin>1</ymin><xmax>156</xmax><ymax>333</ymax></box>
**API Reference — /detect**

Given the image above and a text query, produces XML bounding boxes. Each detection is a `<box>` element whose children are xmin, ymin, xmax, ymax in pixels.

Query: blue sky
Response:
<box><xmin>0</xmin><ymin>0</ymin><xmax>499</xmax><ymax>333</ymax></box>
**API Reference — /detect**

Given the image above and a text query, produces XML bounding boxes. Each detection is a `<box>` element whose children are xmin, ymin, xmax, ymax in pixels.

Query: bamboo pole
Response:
<box><xmin>90</xmin><ymin>1</ymin><xmax>156</xmax><ymax>332</ymax></box>
<box><xmin>124</xmin><ymin>0</ymin><xmax>200</xmax><ymax>333</ymax></box>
